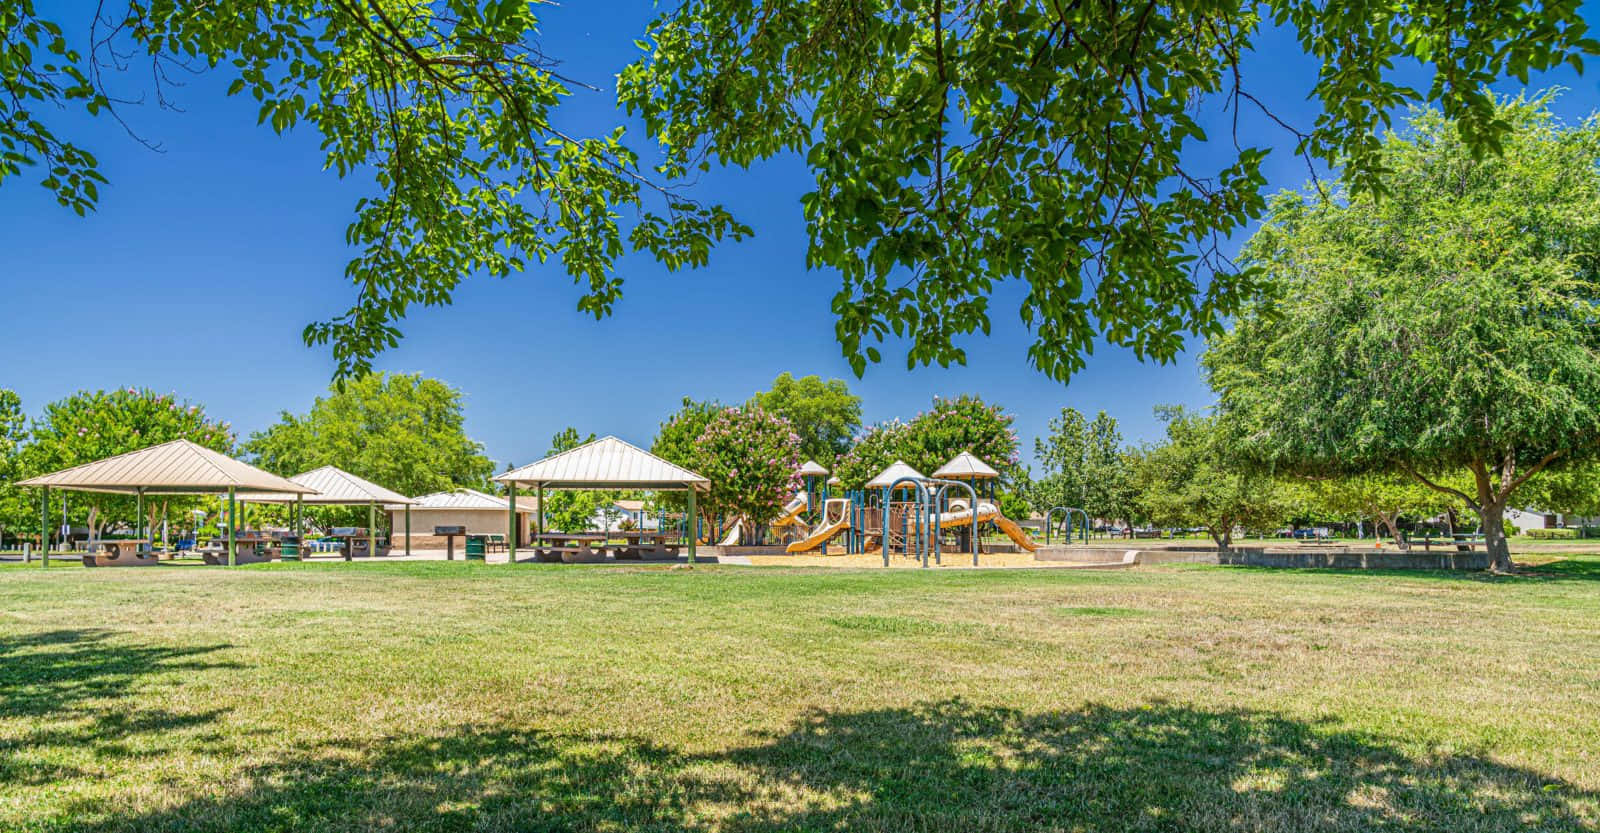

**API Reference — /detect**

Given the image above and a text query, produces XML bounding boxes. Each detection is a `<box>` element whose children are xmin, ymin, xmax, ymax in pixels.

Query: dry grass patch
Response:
<box><xmin>1</xmin><ymin>557</ymin><xmax>1597</xmax><ymax>831</ymax></box>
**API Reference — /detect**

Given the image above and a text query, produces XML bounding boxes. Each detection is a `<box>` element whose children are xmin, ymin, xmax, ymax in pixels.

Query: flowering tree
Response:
<box><xmin>685</xmin><ymin>406</ymin><xmax>802</xmax><ymax>537</ymax></box>
<box><xmin>23</xmin><ymin>388</ymin><xmax>234</xmax><ymax>537</ymax></box>
<box><xmin>834</xmin><ymin>395</ymin><xmax>1021</xmax><ymax>492</ymax></box>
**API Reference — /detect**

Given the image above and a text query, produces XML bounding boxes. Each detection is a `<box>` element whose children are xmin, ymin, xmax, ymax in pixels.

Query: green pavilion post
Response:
<box><xmin>404</xmin><ymin>503</ymin><xmax>411</xmax><ymax>556</ymax></box>
<box><xmin>135</xmin><ymin>487</ymin><xmax>144</xmax><ymax>552</ymax></box>
<box><xmin>227</xmin><ymin>486</ymin><xmax>237</xmax><ymax>567</ymax></box>
<box><xmin>368</xmin><ymin>501</ymin><xmax>376</xmax><ymax>558</ymax></box>
<box><xmin>536</xmin><ymin>483</ymin><xmax>544</xmax><ymax>546</ymax></box>
<box><xmin>294</xmin><ymin>493</ymin><xmax>303</xmax><ymax>560</ymax></box>
<box><xmin>39</xmin><ymin>487</ymin><xmax>49</xmax><ymax>569</ymax></box>
<box><xmin>687</xmin><ymin>487</ymin><xmax>697</xmax><ymax>563</ymax></box>
<box><xmin>507</xmin><ymin>488</ymin><xmax>517</xmax><ymax>563</ymax></box>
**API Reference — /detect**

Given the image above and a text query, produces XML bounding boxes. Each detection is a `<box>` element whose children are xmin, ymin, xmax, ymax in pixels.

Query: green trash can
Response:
<box><xmin>465</xmin><ymin>535</ymin><xmax>486</xmax><ymax>560</ymax></box>
<box><xmin>280</xmin><ymin>536</ymin><xmax>301</xmax><ymax>561</ymax></box>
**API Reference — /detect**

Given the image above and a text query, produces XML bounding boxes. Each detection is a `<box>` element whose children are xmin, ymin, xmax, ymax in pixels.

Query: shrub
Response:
<box><xmin>1524</xmin><ymin>527</ymin><xmax>1577</xmax><ymax>539</ymax></box>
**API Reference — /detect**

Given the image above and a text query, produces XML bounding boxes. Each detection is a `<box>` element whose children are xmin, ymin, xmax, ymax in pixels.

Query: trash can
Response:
<box><xmin>280</xmin><ymin>535</ymin><xmax>300</xmax><ymax>561</ymax></box>
<box><xmin>465</xmin><ymin>535</ymin><xmax>486</xmax><ymax>560</ymax></box>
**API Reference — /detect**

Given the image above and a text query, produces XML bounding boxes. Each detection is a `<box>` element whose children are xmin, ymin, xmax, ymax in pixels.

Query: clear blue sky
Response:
<box><xmin>3</xmin><ymin>2</ymin><xmax>1598</xmax><ymax>473</ymax></box>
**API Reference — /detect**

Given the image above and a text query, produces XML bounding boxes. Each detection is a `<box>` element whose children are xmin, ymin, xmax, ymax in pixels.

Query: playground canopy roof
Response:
<box><xmin>798</xmin><ymin>460</ymin><xmax>831</xmax><ymax>476</ymax></box>
<box><xmin>866</xmin><ymin>460</ymin><xmax>926</xmax><ymax>489</ymax></box>
<box><xmin>494</xmin><ymin>435</ymin><xmax>710</xmax><ymax>491</ymax></box>
<box><xmin>932</xmin><ymin>451</ymin><xmax>1000</xmax><ymax>480</ymax></box>
<box><xmin>235</xmin><ymin>466</ymin><xmax>414</xmax><ymax>505</ymax></box>
<box><xmin>16</xmin><ymin>439</ymin><xmax>317</xmax><ymax>496</ymax></box>
<box><xmin>383</xmin><ymin>488</ymin><xmax>534</xmax><ymax>513</ymax></box>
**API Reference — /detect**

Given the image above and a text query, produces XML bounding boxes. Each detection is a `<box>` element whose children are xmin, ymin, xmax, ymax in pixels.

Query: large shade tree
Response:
<box><xmin>1130</xmin><ymin>406</ymin><xmax>1289</xmax><ymax>549</ymax></box>
<box><xmin>1205</xmin><ymin>97</ymin><xmax>1600</xmax><ymax>571</ymax></box>
<box><xmin>834</xmin><ymin>395</ymin><xmax>1019</xmax><ymax>491</ymax></box>
<box><xmin>1031</xmin><ymin>408</ymin><xmax>1134</xmax><ymax>525</ymax></box>
<box><xmin>0</xmin><ymin>390</ymin><xmax>30</xmax><ymax>543</ymax></box>
<box><xmin>748</xmin><ymin>373</ymin><xmax>862</xmax><ymax>464</ymax></box>
<box><xmin>245</xmin><ymin>372</ymin><xmax>493</xmax><ymax>496</ymax></box>
<box><xmin>7</xmin><ymin>0</ymin><xmax>1596</xmax><ymax>379</ymax></box>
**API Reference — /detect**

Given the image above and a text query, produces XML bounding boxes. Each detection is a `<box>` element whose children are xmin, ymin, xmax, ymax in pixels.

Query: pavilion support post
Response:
<box><xmin>227</xmin><ymin>487</ymin><xmax>237</xmax><ymax>567</ymax></box>
<box><xmin>368</xmin><ymin>501</ymin><xmax>376</xmax><ymax>558</ymax></box>
<box><xmin>39</xmin><ymin>487</ymin><xmax>49</xmax><ymax>569</ymax></box>
<box><xmin>292</xmin><ymin>494</ymin><xmax>303</xmax><ymax>561</ymax></box>
<box><xmin>687</xmin><ymin>488</ymin><xmax>697</xmax><ymax>564</ymax></box>
<box><xmin>507</xmin><ymin>487</ymin><xmax>518</xmax><ymax>564</ymax></box>
<box><xmin>536</xmin><ymin>483</ymin><xmax>544</xmax><ymax>546</ymax></box>
<box><xmin>136</xmin><ymin>488</ymin><xmax>144</xmax><ymax>554</ymax></box>
<box><xmin>404</xmin><ymin>503</ymin><xmax>411</xmax><ymax>556</ymax></box>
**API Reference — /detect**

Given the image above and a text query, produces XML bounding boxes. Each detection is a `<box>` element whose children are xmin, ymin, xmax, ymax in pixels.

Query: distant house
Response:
<box><xmin>385</xmin><ymin>488</ymin><xmax>540</xmax><ymax>547</ymax></box>
<box><xmin>590</xmin><ymin>498</ymin><xmax>655</xmax><ymax>531</ymax></box>
<box><xmin>1505</xmin><ymin>508</ymin><xmax>1556</xmax><ymax>533</ymax></box>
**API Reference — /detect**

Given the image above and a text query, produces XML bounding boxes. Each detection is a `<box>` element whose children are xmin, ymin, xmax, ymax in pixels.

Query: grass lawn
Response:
<box><xmin>2</xmin><ymin>559</ymin><xmax>1597</xmax><ymax>832</ymax></box>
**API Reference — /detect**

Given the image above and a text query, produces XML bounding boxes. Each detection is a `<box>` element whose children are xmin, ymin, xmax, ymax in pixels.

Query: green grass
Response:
<box><xmin>2</xmin><ymin>558</ymin><xmax>1598</xmax><ymax>832</ymax></box>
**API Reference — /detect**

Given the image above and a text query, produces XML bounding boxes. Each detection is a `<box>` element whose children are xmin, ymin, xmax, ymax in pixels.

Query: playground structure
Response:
<box><xmin>1045</xmin><ymin>506</ymin><xmax>1091</xmax><ymax>545</ymax></box>
<box><xmin>783</xmin><ymin>453</ymin><xmax>1043</xmax><ymax>566</ymax></box>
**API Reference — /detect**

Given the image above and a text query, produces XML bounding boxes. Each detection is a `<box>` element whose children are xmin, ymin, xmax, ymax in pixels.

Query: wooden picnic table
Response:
<box><xmin>611</xmin><ymin>530</ymin><xmax>679</xmax><ymax>560</ymax></box>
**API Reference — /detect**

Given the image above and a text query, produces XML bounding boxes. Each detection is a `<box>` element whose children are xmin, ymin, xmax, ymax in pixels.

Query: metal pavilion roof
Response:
<box><xmin>16</xmin><ymin>439</ymin><xmax>317</xmax><ymax>496</ymax></box>
<box><xmin>383</xmin><ymin>488</ymin><xmax>537</xmax><ymax>513</ymax></box>
<box><xmin>932</xmin><ymin>451</ymin><xmax>1000</xmax><ymax>479</ymax></box>
<box><xmin>235</xmin><ymin>466</ymin><xmax>414</xmax><ymax>505</ymax></box>
<box><xmin>494</xmin><ymin>435</ymin><xmax>710</xmax><ymax>491</ymax></box>
<box><xmin>865</xmin><ymin>460</ymin><xmax>927</xmax><ymax>489</ymax></box>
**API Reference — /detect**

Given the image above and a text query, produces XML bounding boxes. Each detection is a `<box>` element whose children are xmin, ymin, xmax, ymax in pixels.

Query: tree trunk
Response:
<box><xmin>1478</xmin><ymin>499</ymin><xmax>1513</xmax><ymax>572</ymax></box>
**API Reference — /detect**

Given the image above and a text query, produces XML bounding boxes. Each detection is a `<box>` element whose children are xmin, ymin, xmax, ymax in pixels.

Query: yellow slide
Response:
<box><xmin>772</xmin><ymin>493</ymin><xmax>808</xmax><ymax>527</ymax></box>
<box><xmin>785</xmin><ymin>498</ymin><xmax>851</xmax><ymax>553</ymax></box>
<box><xmin>992</xmin><ymin>514</ymin><xmax>1040</xmax><ymax>552</ymax></box>
<box><xmin>938</xmin><ymin>500</ymin><xmax>1040</xmax><ymax>552</ymax></box>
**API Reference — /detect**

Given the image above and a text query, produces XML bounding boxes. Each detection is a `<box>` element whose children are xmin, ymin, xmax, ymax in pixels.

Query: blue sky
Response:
<box><xmin>3</xmin><ymin>2</ymin><xmax>1598</xmax><ymax>474</ymax></box>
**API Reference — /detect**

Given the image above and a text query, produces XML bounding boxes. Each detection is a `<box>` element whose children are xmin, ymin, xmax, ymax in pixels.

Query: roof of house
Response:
<box><xmin>237</xmin><ymin>465</ymin><xmax>413</xmax><ymax>505</ymax></box>
<box><xmin>494</xmin><ymin>436</ymin><xmax>710</xmax><ymax>491</ymax></box>
<box><xmin>385</xmin><ymin>488</ymin><xmax>536</xmax><ymax>513</ymax></box>
<box><xmin>17</xmin><ymin>439</ymin><xmax>315</xmax><ymax>496</ymax></box>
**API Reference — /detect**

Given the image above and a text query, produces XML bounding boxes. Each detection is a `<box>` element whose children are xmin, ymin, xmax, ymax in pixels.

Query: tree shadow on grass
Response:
<box><xmin>53</xmin><ymin>700</ymin><xmax>1598</xmax><ymax>833</ymax></box>
<box><xmin>1514</xmin><ymin>555</ymin><xmax>1600</xmax><ymax>582</ymax></box>
<box><xmin>0</xmin><ymin>629</ymin><xmax>237</xmax><ymax>785</ymax></box>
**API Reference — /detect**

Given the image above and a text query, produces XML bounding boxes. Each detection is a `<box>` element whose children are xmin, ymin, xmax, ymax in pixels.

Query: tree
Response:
<box><xmin>834</xmin><ymin>395</ymin><xmax>1020</xmax><ymax>491</ymax></box>
<box><xmin>245</xmin><ymin>372</ymin><xmax>493</xmax><ymax>496</ymax></box>
<box><xmin>535</xmin><ymin>428</ymin><xmax>614</xmax><ymax>533</ymax></box>
<box><xmin>1297</xmin><ymin>473</ymin><xmax>1456</xmax><ymax>546</ymax></box>
<box><xmin>0</xmin><ymin>390</ymin><xmax>30</xmax><ymax>543</ymax></box>
<box><xmin>1130</xmin><ymin>406</ymin><xmax>1289</xmax><ymax>549</ymax></box>
<box><xmin>684</xmin><ymin>406</ymin><xmax>803</xmax><ymax>537</ymax></box>
<box><xmin>620</xmin><ymin>0</ymin><xmax>1599</xmax><ymax>381</ymax></box>
<box><xmin>12</xmin><ymin>2</ymin><xmax>1594</xmax><ymax>380</ymax></box>
<box><xmin>749</xmin><ymin>373</ymin><xmax>862</xmax><ymax>464</ymax></box>
<box><xmin>2</xmin><ymin>0</ymin><xmax>746</xmax><ymax>379</ymax></box>
<box><xmin>1205</xmin><ymin>96</ymin><xmax>1600</xmax><ymax>571</ymax></box>
<box><xmin>1031</xmin><ymin>408</ymin><xmax>1133</xmax><ymax>525</ymax></box>
<box><xmin>650</xmin><ymin>397</ymin><xmax>724</xmax><ymax>520</ymax></box>
<box><xmin>22</xmin><ymin>388</ymin><xmax>235</xmax><ymax>536</ymax></box>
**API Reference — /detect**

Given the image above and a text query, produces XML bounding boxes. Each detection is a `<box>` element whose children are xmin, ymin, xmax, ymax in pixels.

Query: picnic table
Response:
<box><xmin>612</xmin><ymin>530</ymin><xmax>679</xmax><ymax>560</ymax></box>
<box><xmin>531</xmin><ymin>532</ymin><xmax>609</xmax><ymax>563</ymax></box>
<box><xmin>83</xmin><ymin>539</ymin><xmax>159</xmax><ymax>567</ymax></box>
